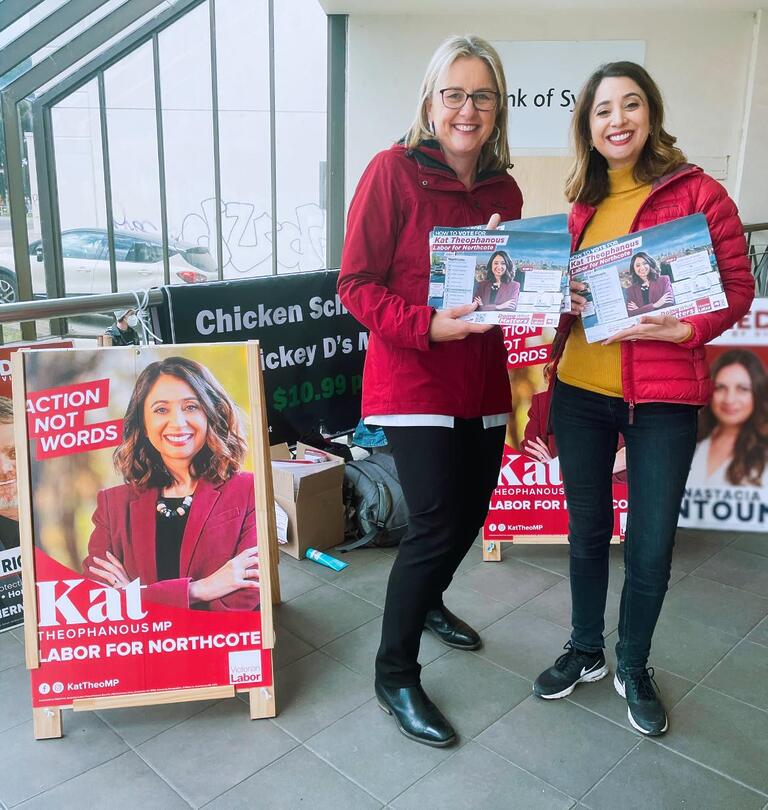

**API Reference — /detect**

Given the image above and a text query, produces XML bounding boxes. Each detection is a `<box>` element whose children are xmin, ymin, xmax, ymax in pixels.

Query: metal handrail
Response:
<box><xmin>0</xmin><ymin>289</ymin><xmax>166</xmax><ymax>324</ymax></box>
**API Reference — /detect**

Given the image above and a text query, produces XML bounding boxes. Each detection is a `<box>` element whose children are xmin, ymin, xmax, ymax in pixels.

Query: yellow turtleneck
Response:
<box><xmin>557</xmin><ymin>165</ymin><xmax>652</xmax><ymax>397</ymax></box>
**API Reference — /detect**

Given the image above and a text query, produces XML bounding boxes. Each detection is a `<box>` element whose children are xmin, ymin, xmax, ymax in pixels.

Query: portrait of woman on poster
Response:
<box><xmin>474</xmin><ymin>250</ymin><xmax>521</xmax><ymax>311</ymax></box>
<box><xmin>690</xmin><ymin>349</ymin><xmax>768</xmax><ymax>487</ymax></box>
<box><xmin>83</xmin><ymin>356</ymin><xmax>259</xmax><ymax>612</ymax></box>
<box><xmin>624</xmin><ymin>251</ymin><xmax>674</xmax><ymax>315</ymax></box>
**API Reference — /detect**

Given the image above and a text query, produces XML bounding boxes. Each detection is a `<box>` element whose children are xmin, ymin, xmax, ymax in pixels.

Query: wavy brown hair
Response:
<box><xmin>699</xmin><ymin>350</ymin><xmax>768</xmax><ymax>486</ymax></box>
<box><xmin>565</xmin><ymin>61</ymin><xmax>687</xmax><ymax>206</ymax></box>
<box><xmin>404</xmin><ymin>35</ymin><xmax>511</xmax><ymax>174</ymax></box>
<box><xmin>485</xmin><ymin>250</ymin><xmax>514</xmax><ymax>283</ymax></box>
<box><xmin>114</xmin><ymin>356</ymin><xmax>247</xmax><ymax>489</ymax></box>
<box><xmin>629</xmin><ymin>251</ymin><xmax>660</xmax><ymax>284</ymax></box>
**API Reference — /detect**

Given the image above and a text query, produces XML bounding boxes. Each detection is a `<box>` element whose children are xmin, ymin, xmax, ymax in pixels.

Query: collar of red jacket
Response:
<box><xmin>395</xmin><ymin>139</ymin><xmax>510</xmax><ymax>189</ymax></box>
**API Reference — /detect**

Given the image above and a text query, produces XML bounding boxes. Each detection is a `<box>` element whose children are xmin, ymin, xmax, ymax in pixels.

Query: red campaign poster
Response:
<box><xmin>679</xmin><ymin>298</ymin><xmax>768</xmax><ymax>533</ymax></box>
<box><xmin>20</xmin><ymin>344</ymin><xmax>272</xmax><ymax>707</ymax></box>
<box><xmin>485</xmin><ymin>327</ymin><xmax>628</xmax><ymax>543</ymax></box>
<box><xmin>0</xmin><ymin>341</ymin><xmax>71</xmax><ymax>634</ymax></box>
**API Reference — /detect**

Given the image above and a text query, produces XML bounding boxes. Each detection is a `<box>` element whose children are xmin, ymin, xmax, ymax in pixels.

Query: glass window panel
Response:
<box><xmin>159</xmin><ymin>1</ymin><xmax>219</xmax><ymax>278</ymax></box>
<box><xmin>215</xmin><ymin>0</ymin><xmax>271</xmax><ymax>279</ymax></box>
<box><xmin>104</xmin><ymin>41</ymin><xmax>166</xmax><ymax>292</ymax></box>
<box><xmin>273</xmin><ymin>0</ymin><xmax>327</xmax><ymax>273</ymax></box>
<box><xmin>0</xmin><ymin>0</ymin><xmax>70</xmax><ymax>51</ymax></box>
<box><xmin>51</xmin><ymin>79</ymin><xmax>109</xmax><ymax>296</ymax></box>
<box><xmin>34</xmin><ymin>1</ymin><xmax>184</xmax><ymax>98</ymax></box>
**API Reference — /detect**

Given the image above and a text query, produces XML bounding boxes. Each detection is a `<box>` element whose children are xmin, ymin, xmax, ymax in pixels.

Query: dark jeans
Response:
<box><xmin>551</xmin><ymin>381</ymin><xmax>698</xmax><ymax>673</ymax></box>
<box><xmin>376</xmin><ymin>420</ymin><xmax>505</xmax><ymax>687</ymax></box>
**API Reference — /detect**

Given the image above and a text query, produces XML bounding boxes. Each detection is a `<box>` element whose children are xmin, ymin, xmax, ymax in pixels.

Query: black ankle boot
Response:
<box><xmin>424</xmin><ymin>606</ymin><xmax>481</xmax><ymax>650</ymax></box>
<box><xmin>375</xmin><ymin>682</ymin><xmax>457</xmax><ymax>747</ymax></box>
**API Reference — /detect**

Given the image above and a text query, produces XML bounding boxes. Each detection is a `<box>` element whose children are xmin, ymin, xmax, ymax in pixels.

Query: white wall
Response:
<box><xmin>346</xmin><ymin>11</ymin><xmax>761</xmax><ymax>220</ymax></box>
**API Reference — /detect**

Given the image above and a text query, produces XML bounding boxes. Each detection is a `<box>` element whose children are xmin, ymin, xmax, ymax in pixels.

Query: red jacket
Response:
<box><xmin>83</xmin><ymin>472</ymin><xmax>259</xmax><ymax>612</ymax></box>
<box><xmin>554</xmin><ymin>165</ymin><xmax>754</xmax><ymax>406</ymax></box>
<box><xmin>338</xmin><ymin>142</ymin><xmax>523</xmax><ymax>418</ymax></box>
<box><xmin>475</xmin><ymin>278</ymin><xmax>521</xmax><ymax>311</ymax></box>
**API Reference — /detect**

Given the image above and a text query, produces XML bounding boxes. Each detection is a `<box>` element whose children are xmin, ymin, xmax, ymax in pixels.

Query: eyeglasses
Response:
<box><xmin>439</xmin><ymin>88</ymin><xmax>499</xmax><ymax>111</ymax></box>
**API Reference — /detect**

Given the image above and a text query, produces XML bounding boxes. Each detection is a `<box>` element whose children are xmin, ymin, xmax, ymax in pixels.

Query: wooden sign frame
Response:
<box><xmin>13</xmin><ymin>341</ymin><xmax>281</xmax><ymax>739</ymax></box>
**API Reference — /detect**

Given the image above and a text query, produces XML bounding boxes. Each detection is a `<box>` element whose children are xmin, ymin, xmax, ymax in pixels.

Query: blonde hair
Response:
<box><xmin>404</xmin><ymin>35</ymin><xmax>511</xmax><ymax>173</ymax></box>
<box><xmin>565</xmin><ymin>61</ymin><xmax>687</xmax><ymax>206</ymax></box>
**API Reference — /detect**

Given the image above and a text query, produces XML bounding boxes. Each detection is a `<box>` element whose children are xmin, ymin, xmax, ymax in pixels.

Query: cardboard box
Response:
<box><xmin>271</xmin><ymin>443</ymin><xmax>345</xmax><ymax>559</ymax></box>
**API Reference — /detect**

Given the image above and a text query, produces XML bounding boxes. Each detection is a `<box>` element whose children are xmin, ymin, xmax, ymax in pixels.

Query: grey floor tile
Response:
<box><xmin>642</xmin><ymin>612</ymin><xmax>741</xmax><ymax>681</ymax></box>
<box><xmin>306</xmin><ymin>698</ymin><xmax>452</xmax><ymax>804</ymax></box>
<box><xmin>661</xmin><ymin>685</ymin><xmax>768</xmax><ymax>794</ymax></box>
<box><xmin>520</xmin><ymin>578</ymin><xmax>619</xmax><ymax>636</ymax></box>
<box><xmin>207</xmin><ymin>745</ymin><xmax>382</xmax><ymax>809</ymax></box>
<box><xmin>96</xmin><ymin>699</ymin><xmax>219</xmax><ymax>747</ymax></box>
<box><xmin>0</xmin><ymin>664</ymin><xmax>31</xmax><ymax>733</ymax></box>
<box><xmin>501</xmin><ymin>542</ymin><xmax>571</xmax><ymax>577</ymax></box>
<box><xmin>475</xmin><ymin>610</ymin><xmax>570</xmax><ymax>681</ymax></box>
<box><xmin>17</xmin><ymin>750</ymin><xmax>189</xmax><ymax>809</ymax></box>
<box><xmin>748</xmin><ymin>616</ymin><xmax>768</xmax><ymax>647</ymax></box>
<box><xmin>277</xmin><ymin>562</ymin><xmax>324</xmax><ymax>602</ymax></box>
<box><xmin>693</xmin><ymin>547</ymin><xmax>768</xmax><ymax>596</ymax></box>
<box><xmin>702</xmin><ymin>639</ymin><xmax>768</xmax><ymax>710</ymax></box>
<box><xmin>670</xmin><ymin>528</ymin><xmax>733</xmax><ymax>573</ymax></box>
<box><xmin>731</xmin><ymin>533</ymin><xmax>768</xmax><ymax>558</ymax></box>
<box><xmin>567</xmin><ymin>646</ymin><xmax>694</xmax><ymax>730</ymax></box>
<box><xmin>439</xmin><ymin>581</ymin><xmax>517</xmax><ymax>631</ymax></box>
<box><xmin>455</xmin><ymin>559</ymin><xmax>562</xmax><ymax>608</ymax></box>
<box><xmin>662</xmin><ymin>575</ymin><xmax>768</xmax><ymax>637</ymax></box>
<box><xmin>392</xmin><ymin>740</ymin><xmax>573</xmax><ymax>810</ymax></box>
<box><xmin>330</xmin><ymin>557</ymin><xmax>395</xmax><ymax>608</ymax></box>
<box><xmin>275</xmin><ymin>584</ymin><xmax>381</xmax><ymax>647</ymax></box>
<box><xmin>0</xmin><ymin>632</ymin><xmax>23</xmax><ymax>672</ymax></box>
<box><xmin>137</xmin><ymin>699</ymin><xmax>297</xmax><ymax>807</ymax></box>
<box><xmin>273</xmin><ymin>626</ymin><xmax>315</xmax><ymax>671</ymax></box>
<box><xmin>582</xmin><ymin>740</ymin><xmax>765</xmax><ymax>810</ymax></box>
<box><xmin>0</xmin><ymin>713</ymin><xmax>128</xmax><ymax>807</ymax></box>
<box><xmin>272</xmin><ymin>649</ymin><xmax>371</xmax><ymax>741</ymax></box>
<box><xmin>421</xmin><ymin>650</ymin><xmax>532</xmax><ymax>739</ymax></box>
<box><xmin>321</xmin><ymin>616</ymin><xmax>446</xmax><ymax>679</ymax></box>
<box><xmin>477</xmin><ymin>696</ymin><xmax>637</xmax><ymax>798</ymax></box>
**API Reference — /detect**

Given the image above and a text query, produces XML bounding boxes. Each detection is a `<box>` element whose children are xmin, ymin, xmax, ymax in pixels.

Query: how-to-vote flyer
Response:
<box><xmin>572</xmin><ymin>213</ymin><xmax>727</xmax><ymax>343</ymax></box>
<box><xmin>428</xmin><ymin>221</ymin><xmax>570</xmax><ymax>327</ymax></box>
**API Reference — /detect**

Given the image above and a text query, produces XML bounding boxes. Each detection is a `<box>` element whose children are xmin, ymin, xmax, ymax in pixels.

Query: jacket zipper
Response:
<box><xmin>572</xmin><ymin>166</ymin><xmax>699</xmax><ymax>409</ymax></box>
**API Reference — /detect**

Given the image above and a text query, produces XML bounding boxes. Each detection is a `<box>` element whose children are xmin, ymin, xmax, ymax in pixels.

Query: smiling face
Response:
<box><xmin>491</xmin><ymin>254</ymin><xmax>507</xmax><ymax>281</ymax></box>
<box><xmin>0</xmin><ymin>422</ymin><xmax>17</xmax><ymax>514</ymax></box>
<box><xmin>633</xmin><ymin>256</ymin><xmax>651</xmax><ymax>281</ymax></box>
<box><xmin>589</xmin><ymin>76</ymin><xmax>651</xmax><ymax>170</ymax></box>
<box><xmin>427</xmin><ymin>56</ymin><xmax>497</xmax><ymax>172</ymax></box>
<box><xmin>143</xmin><ymin>374</ymin><xmax>208</xmax><ymax>466</ymax></box>
<box><xmin>712</xmin><ymin>363</ymin><xmax>754</xmax><ymax>429</ymax></box>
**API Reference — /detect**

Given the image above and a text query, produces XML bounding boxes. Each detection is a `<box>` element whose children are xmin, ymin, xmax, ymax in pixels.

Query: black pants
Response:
<box><xmin>376</xmin><ymin>420</ymin><xmax>505</xmax><ymax>687</ymax></box>
<box><xmin>552</xmin><ymin>381</ymin><xmax>698</xmax><ymax>673</ymax></box>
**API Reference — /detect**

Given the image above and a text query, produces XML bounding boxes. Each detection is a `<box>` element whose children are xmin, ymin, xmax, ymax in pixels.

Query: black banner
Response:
<box><xmin>156</xmin><ymin>271</ymin><xmax>366</xmax><ymax>445</ymax></box>
<box><xmin>0</xmin><ymin>547</ymin><xmax>23</xmax><ymax>633</ymax></box>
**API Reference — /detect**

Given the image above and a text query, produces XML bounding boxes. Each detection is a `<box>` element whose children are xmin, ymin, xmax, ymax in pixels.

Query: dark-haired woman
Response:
<box><xmin>624</xmin><ymin>251</ymin><xmax>674</xmax><ymax>315</ymax></box>
<box><xmin>691</xmin><ymin>349</ymin><xmax>768</xmax><ymax>486</ymax></box>
<box><xmin>474</xmin><ymin>251</ymin><xmax>520</xmax><ymax>311</ymax></box>
<box><xmin>532</xmin><ymin>62</ymin><xmax>753</xmax><ymax>736</ymax></box>
<box><xmin>84</xmin><ymin>356</ymin><xmax>259</xmax><ymax>611</ymax></box>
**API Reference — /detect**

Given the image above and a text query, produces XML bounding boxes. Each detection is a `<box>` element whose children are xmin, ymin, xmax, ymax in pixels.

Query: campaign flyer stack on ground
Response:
<box><xmin>428</xmin><ymin>226</ymin><xmax>570</xmax><ymax>327</ymax></box>
<box><xmin>571</xmin><ymin>213</ymin><xmax>727</xmax><ymax>343</ymax></box>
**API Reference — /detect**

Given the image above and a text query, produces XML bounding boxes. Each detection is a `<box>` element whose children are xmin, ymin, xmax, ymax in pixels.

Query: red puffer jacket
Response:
<box><xmin>338</xmin><ymin>142</ymin><xmax>523</xmax><ymax>418</ymax></box>
<box><xmin>554</xmin><ymin>164</ymin><xmax>754</xmax><ymax>406</ymax></box>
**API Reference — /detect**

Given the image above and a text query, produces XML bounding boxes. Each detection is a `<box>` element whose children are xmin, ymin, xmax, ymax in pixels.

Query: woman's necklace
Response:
<box><xmin>156</xmin><ymin>494</ymin><xmax>193</xmax><ymax>519</ymax></box>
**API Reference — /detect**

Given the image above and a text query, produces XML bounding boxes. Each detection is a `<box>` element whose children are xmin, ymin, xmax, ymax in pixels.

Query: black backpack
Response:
<box><xmin>339</xmin><ymin>452</ymin><xmax>408</xmax><ymax>551</ymax></box>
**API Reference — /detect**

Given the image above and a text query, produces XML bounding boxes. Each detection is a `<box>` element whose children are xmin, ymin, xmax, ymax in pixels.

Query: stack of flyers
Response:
<box><xmin>571</xmin><ymin>213</ymin><xmax>727</xmax><ymax>343</ymax></box>
<box><xmin>428</xmin><ymin>218</ymin><xmax>571</xmax><ymax>327</ymax></box>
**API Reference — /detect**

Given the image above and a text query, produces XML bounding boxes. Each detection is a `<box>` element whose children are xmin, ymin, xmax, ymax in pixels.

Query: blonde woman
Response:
<box><xmin>338</xmin><ymin>35</ymin><xmax>521</xmax><ymax>747</ymax></box>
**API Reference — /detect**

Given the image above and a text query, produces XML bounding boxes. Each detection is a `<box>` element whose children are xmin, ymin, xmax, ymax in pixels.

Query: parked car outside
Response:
<box><xmin>0</xmin><ymin>228</ymin><xmax>218</xmax><ymax>303</ymax></box>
